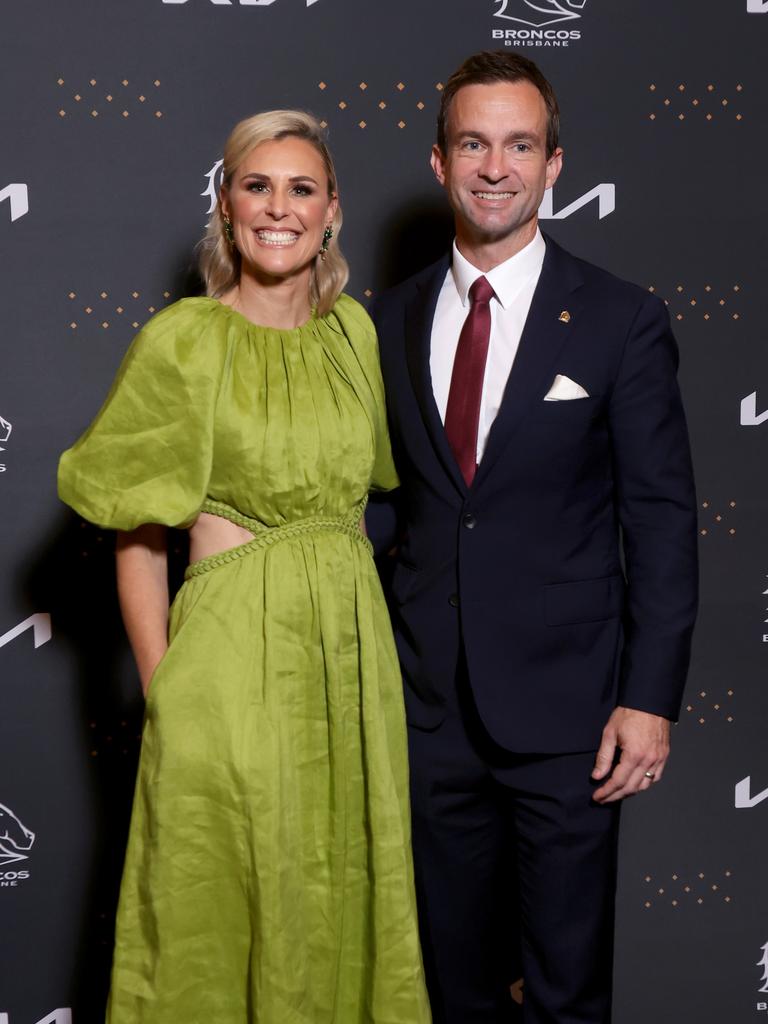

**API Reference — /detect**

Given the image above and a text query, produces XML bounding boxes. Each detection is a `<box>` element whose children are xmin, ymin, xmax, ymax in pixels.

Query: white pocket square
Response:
<box><xmin>543</xmin><ymin>374</ymin><xmax>590</xmax><ymax>401</ymax></box>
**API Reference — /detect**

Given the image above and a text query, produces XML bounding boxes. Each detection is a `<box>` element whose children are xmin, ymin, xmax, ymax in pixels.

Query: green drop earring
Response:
<box><xmin>223</xmin><ymin>215</ymin><xmax>234</xmax><ymax>245</ymax></box>
<box><xmin>319</xmin><ymin>225</ymin><xmax>333</xmax><ymax>260</ymax></box>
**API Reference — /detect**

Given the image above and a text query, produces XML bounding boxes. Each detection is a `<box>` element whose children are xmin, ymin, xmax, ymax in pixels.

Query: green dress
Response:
<box><xmin>58</xmin><ymin>295</ymin><xmax>431</xmax><ymax>1024</ymax></box>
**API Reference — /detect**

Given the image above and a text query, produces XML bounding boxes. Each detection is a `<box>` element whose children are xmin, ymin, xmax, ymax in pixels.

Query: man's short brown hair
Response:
<box><xmin>436</xmin><ymin>51</ymin><xmax>560</xmax><ymax>158</ymax></box>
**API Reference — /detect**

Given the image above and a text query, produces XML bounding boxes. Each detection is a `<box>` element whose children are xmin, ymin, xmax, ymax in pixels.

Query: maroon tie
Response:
<box><xmin>444</xmin><ymin>275</ymin><xmax>496</xmax><ymax>485</ymax></box>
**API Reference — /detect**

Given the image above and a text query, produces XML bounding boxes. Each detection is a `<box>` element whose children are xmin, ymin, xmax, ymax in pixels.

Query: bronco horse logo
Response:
<box><xmin>0</xmin><ymin>803</ymin><xmax>35</xmax><ymax>866</ymax></box>
<box><xmin>201</xmin><ymin>159</ymin><xmax>225</xmax><ymax>218</ymax></box>
<box><xmin>494</xmin><ymin>0</ymin><xmax>587</xmax><ymax>28</ymax></box>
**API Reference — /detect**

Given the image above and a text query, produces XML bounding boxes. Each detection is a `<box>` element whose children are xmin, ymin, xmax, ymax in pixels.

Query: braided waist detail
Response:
<box><xmin>186</xmin><ymin>497</ymin><xmax>372</xmax><ymax>580</ymax></box>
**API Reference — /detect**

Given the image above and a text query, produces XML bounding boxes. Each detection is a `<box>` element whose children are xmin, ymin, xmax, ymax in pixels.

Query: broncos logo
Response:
<box><xmin>201</xmin><ymin>159</ymin><xmax>225</xmax><ymax>219</ymax></box>
<box><xmin>0</xmin><ymin>803</ymin><xmax>35</xmax><ymax>865</ymax></box>
<box><xmin>494</xmin><ymin>0</ymin><xmax>587</xmax><ymax>28</ymax></box>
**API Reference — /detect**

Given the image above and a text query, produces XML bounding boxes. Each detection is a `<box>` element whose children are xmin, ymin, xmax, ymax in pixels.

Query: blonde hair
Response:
<box><xmin>199</xmin><ymin>110</ymin><xmax>348</xmax><ymax>317</ymax></box>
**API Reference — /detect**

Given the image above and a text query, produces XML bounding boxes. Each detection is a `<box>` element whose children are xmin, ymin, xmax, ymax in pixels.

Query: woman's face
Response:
<box><xmin>221</xmin><ymin>136</ymin><xmax>337</xmax><ymax>286</ymax></box>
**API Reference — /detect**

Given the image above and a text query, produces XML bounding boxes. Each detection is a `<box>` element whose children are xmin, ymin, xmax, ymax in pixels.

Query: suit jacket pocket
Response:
<box><xmin>533</xmin><ymin>395</ymin><xmax>600</xmax><ymax>419</ymax></box>
<box><xmin>544</xmin><ymin>574</ymin><xmax>624</xmax><ymax>626</ymax></box>
<box><xmin>390</xmin><ymin>556</ymin><xmax>454</xmax><ymax>606</ymax></box>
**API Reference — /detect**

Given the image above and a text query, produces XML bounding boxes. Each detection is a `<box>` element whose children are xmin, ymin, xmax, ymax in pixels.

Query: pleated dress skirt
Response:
<box><xmin>106</xmin><ymin>503</ymin><xmax>431</xmax><ymax>1023</ymax></box>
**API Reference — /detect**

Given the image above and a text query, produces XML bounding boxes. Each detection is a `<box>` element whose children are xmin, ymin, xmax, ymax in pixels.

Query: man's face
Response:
<box><xmin>432</xmin><ymin>80</ymin><xmax>562</xmax><ymax>251</ymax></box>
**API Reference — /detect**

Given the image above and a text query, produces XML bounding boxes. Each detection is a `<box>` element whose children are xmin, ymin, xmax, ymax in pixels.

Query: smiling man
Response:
<box><xmin>370</xmin><ymin>52</ymin><xmax>699</xmax><ymax>1023</ymax></box>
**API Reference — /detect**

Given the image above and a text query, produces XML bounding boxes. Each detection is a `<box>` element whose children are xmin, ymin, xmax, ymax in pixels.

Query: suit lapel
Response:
<box><xmin>404</xmin><ymin>256</ymin><xmax>468</xmax><ymax>496</ymax></box>
<box><xmin>472</xmin><ymin>237</ymin><xmax>585</xmax><ymax>490</ymax></box>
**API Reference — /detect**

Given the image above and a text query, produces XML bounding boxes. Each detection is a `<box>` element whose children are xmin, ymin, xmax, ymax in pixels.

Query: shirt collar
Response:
<box><xmin>450</xmin><ymin>228</ymin><xmax>546</xmax><ymax>310</ymax></box>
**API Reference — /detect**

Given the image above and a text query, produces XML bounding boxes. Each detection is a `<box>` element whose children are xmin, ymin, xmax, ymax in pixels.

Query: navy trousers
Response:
<box><xmin>407</xmin><ymin>670</ymin><xmax>621</xmax><ymax>1023</ymax></box>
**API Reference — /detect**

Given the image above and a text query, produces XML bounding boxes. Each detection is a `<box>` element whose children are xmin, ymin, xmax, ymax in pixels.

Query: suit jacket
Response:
<box><xmin>370</xmin><ymin>234</ymin><xmax>699</xmax><ymax>754</ymax></box>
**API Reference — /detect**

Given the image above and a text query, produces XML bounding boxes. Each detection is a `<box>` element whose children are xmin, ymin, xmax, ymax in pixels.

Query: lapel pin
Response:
<box><xmin>558</xmin><ymin>310</ymin><xmax>571</xmax><ymax>324</ymax></box>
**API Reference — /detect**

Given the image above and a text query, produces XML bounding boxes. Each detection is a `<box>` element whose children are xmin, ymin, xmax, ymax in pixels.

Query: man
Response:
<box><xmin>369</xmin><ymin>52</ymin><xmax>698</xmax><ymax>1023</ymax></box>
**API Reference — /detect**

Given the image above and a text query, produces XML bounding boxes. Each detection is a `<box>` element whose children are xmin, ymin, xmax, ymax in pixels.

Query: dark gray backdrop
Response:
<box><xmin>1</xmin><ymin>1</ymin><xmax>767</xmax><ymax>1021</ymax></box>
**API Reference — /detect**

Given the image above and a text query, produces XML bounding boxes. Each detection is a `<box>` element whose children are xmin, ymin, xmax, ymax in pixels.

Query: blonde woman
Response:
<box><xmin>59</xmin><ymin>111</ymin><xmax>430</xmax><ymax>1023</ymax></box>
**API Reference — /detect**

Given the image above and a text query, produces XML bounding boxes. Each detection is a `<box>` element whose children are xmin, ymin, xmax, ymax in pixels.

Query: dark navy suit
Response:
<box><xmin>369</xmin><ymin>235</ymin><xmax>698</xmax><ymax>1023</ymax></box>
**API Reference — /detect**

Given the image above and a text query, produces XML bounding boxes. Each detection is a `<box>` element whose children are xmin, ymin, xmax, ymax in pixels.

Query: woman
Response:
<box><xmin>58</xmin><ymin>110</ymin><xmax>431</xmax><ymax>1023</ymax></box>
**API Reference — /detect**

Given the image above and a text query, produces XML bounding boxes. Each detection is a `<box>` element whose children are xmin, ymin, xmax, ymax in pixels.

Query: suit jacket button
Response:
<box><xmin>462</xmin><ymin>513</ymin><xmax>477</xmax><ymax>529</ymax></box>
<box><xmin>448</xmin><ymin>593</ymin><xmax>459</xmax><ymax>607</ymax></box>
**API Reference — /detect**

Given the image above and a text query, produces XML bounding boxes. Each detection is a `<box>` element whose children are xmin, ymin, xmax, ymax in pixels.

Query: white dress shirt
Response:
<box><xmin>430</xmin><ymin>229</ymin><xmax>546</xmax><ymax>463</ymax></box>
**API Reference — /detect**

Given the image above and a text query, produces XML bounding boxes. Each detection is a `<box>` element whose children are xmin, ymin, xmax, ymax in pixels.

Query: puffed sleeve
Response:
<box><xmin>332</xmin><ymin>294</ymin><xmax>399</xmax><ymax>492</ymax></box>
<box><xmin>58</xmin><ymin>299</ymin><xmax>229</xmax><ymax>530</ymax></box>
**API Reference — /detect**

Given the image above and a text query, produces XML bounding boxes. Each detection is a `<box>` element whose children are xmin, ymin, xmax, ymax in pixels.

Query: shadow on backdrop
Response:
<box><xmin>371</xmin><ymin>195</ymin><xmax>454</xmax><ymax>292</ymax></box>
<box><xmin>170</xmin><ymin>247</ymin><xmax>206</xmax><ymax>301</ymax></box>
<box><xmin>25</xmin><ymin>512</ymin><xmax>188</xmax><ymax>1014</ymax></box>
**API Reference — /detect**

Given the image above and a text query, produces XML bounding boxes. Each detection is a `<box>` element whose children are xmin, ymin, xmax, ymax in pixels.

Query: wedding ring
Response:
<box><xmin>644</xmin><ymin>770</ymin><xmax>655</xmax><ymax>779</ymax></box>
